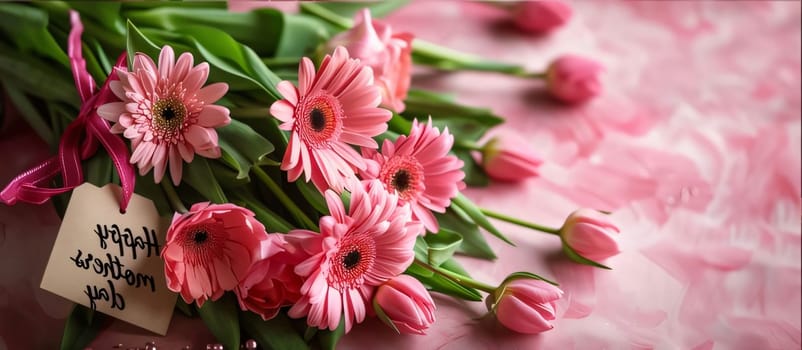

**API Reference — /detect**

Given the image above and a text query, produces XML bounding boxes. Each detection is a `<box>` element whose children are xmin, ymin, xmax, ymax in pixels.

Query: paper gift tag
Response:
<box><xmin>41</xmin><ymin>183</ymin><xmax>176</xmax><ymax>335</ymax></box>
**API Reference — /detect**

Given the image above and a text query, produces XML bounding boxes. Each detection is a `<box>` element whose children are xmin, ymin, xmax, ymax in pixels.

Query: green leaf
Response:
<box><xmin>231</xmin><ymin>189</ymin><xmax>294</xmax><ymax>233</ymax></box>
<box><xmin>439</xmin><ymin>257</ymin><xmax>472</xmax><ymax>277</ymax></box>
<box><xmin>302</xmin><ymin>1</ymin><xmax>410</xmax><ymax>19</ymax></box>
<box><xmin>317</xmin><ymin>317</ymin><xmax>346</xmax><ymax>350</ymax></box>
<box><xmin>435</xmin><ymin>208</ymin><xmax>496</xmax><ymax>260</ymax></box>
<box><xmin>240</xmin><ymin>311</ymin><xmax>308</xmax><ymax>350</ymax></box>
<box><xmin>124</xmin><ymin>7</ymin><xmax>284</xmax><ymax>57</ymax></box>
<box><xmin>125</xmin><ymin>20</ymin><xmax>160</xmax><ymax>68</ymax></box>
<box><xmin>133</xmin><ymin>172</ymin><xmax>173</xmax><ymax>216</ymax></box>
<box><xmin>0</xmin><ymin>3</ymin><xmax>69</xmax><ymax>67</ymax></box>
<box><xmin>71</xmin><ymin>2</ymin><xmax>125</xmax><ymax>35</ymax></box>
<box><xmin>0</xmin><ymin>42</ymin><xmax>79</xmax><ymax>104</ymax></box>
<box><xmin>501</xmin><ymin>271</ymin><xmax>560</xmax><ymax>287</ymax></box>
<box><xmin>372</xmin><ymin>299</ymin><xmax>400</xmax><ymax>334</ymax></box>
<box><xmin>452</xmin><ymin>194</ymin><xmax>514</xmax><ymax>246</ymax></box>
<box><xmin>387</xmin><ymin>113</ymin><xmax>412</xmax><ymax>135</ymax></box>
<box><xmin>197</xmin><ymin>294</ymin><xmax>240</xmax><ymax>350</ymax></box>
<box><xmin>121</xmin><ymin>2</ymin><xmax>226</xmax><ymax>11</ymax></box>
<box><xmin>296</xmin><ymin>180</ymin><xmax>328</xmax><ymax>215</ymax></box>
<box><xmin>175</xmin><ymin>299</ymin><xmax>195</xmax><ymax>318</ymax></box>
<box><xmin>405</xmin><ymin>263</ymin><xmax>483</xmax><ymax>302</ymax></box>
<box><xmin>402</xmin><ymin>89</ymin><xmax>504</xmax><ymax>141</ymax></box>
<box><xmin>209</xmin><ymin>155</ymin><xmax>251</xmax><ymax>189</ymax></box>
<box><xmin>1</xmin><ymin>81</ymin><xmax>54</xmax><ymax>145</ymax></box>
<box><xmin>84</xmin><ymin>152</ymin><xmax>113</xmax><ymax>187</ymax></box>
<box><xmin>562</xmin><ymin>241</ymin><xmax>611</xmax><ymax>270</ymax></box>
<box><xmin>277</xmin><ymin>14</ymin><xmax>329</xmax><ymax>57</ymax></box>
<box><xmin>217</xmin><ymin>119</ymin><xmax>275</xmax><ymax>180</ymax></box>
<box><xmin>79</xmin><ymin>39</ymin><xmax>109</xmax><ymax>86</ymax></box>
<box><xmin>60</xmin><ymin>304</ymin><xmax>108</xmax><ymax>350</ymax></box>
<box><xmin>454</xmin><ymin>149</ymin><xmax>490</xmax><ymax>187</ymax></box>
<box><xmin>183</xmin><ymin>158</ymin><xmax>228</xmax><ymax>204</ymax></box>
<box><xmin>424</xmin><ymin>229</ymin><xmax>462</xmax><ymax>266</ymax></box>
<box><xmin>173</xmin><ymin>25</ymin><xmax>283</xmax><ymax>101</ymax></box>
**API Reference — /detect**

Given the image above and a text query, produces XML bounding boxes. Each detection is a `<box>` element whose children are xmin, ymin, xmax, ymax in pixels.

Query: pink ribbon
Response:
<box><xmin>0</xmin><ymin>11</ymin><xmax>135</xmax><ymax>212</ymax></box>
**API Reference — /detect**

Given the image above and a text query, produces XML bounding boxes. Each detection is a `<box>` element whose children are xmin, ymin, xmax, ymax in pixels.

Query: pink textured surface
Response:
<box><xmin>1</xmin><ymin>2</ymin><xmax>800</xmax><ymax>349</ymax></box>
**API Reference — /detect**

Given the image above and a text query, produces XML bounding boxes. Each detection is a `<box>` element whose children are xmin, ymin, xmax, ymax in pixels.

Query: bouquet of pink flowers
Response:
<box><xmin>0</xmin><ymin>2</ymin><xmax>615</xmax><ymax>349</ymax></box>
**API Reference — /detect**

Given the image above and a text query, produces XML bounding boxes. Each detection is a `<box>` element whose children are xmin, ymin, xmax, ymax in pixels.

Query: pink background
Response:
<box><xmin>1</xmin><ymin>2</ymin><xmax>800</xmax><ymax>349</ymax></box>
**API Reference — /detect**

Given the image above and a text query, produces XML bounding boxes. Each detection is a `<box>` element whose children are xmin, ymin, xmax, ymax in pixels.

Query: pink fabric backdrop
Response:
<box><xmin>1</xmin><ymin>2</ymin><xmax>799</xmax><ymax>349</ymax></box>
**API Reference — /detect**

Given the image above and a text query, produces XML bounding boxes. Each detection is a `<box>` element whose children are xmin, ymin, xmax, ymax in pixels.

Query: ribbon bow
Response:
<box><xmin>0</xmin><ymin>11</ymin><xmax>135</xmax><ymax>212</ymax></box>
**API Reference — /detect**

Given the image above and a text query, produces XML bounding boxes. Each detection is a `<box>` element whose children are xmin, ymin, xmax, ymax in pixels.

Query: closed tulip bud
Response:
<box><xmin>560</xmin><ymin>209</ymin><xmax>620</xmax><ymax>264</ymax></box>
<box><xmin>512</xmin><ymin>1</ymin><xmax>573</xmax><ymax>34</ymax></box>
<box><xmin>487</xmin><ymin>277</ymin><xmax>563</xmax><ymax>334</ymax></box>
<box><xmin>373</xmin><ymin>275</ymin><xmax>436</xmax><ymax>335</ymax></box>
<box><xmin>481</xmin><ymin>135</ymin><xmax>543</xmax><ymax>182</ymax></box>
<box><xmin>546</xmin><ymin>55</ymin><xmax>604</xmax><ymax>104</ymax></box>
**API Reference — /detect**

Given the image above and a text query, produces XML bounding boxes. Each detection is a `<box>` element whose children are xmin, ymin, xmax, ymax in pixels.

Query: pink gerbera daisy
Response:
<box><xmin>162</xmin><ymin>202</ymin><xmax>268</xmax><ymax>307</ymax></box>
<box><xmin>98</xmin><ymin>45</ymin><xmax>231</xmax><ymax>185</ymax></box>
<box><xmin>286</xmin><ymin>180</ymin><xmax>423</xmax><ymax>332</ymax></box>
<box><xmin>361</xmin><ymin>118</ymin><xmax>466</xmax><ymax>232</ymax></box>
<box><xmin>270</xmin><ymin>46</ymin><xmax>392</xmax><ymax>193</ymax></box>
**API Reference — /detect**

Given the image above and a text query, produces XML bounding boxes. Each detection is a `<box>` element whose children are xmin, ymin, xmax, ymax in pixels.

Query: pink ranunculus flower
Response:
<box><xmin>360</xmin><ymin>118</ymin><xmax>465</xmax><ymax>233</ymax></box>
<box><xmin>162</xmin><ymin>203</ymin><xmax>268</xmax><ymax>307</ymax></box>
<box><xmin>546</xmin><ymin>54</ymin><xmax>604</xmax><ymax>104</ymax></box>
<box><xmin>487</xmin><ymin>278</ymin><xmax>563</xmax><ymax>334</ymax></box>
<box><xmin>512</xmin><ymin>1</ymin><xmax>573</xmax><ymax>34</ymax></box>
<box><xmin>235</xmin><ymin>233</ymin><xmax>305</xmax><ymax>320</ymax></box>
<box><xmin>270</xmin><ymin>46</ymin><xmax>392</xmax><ymax>193</ymax></box>
<box><xmin>481</xmin><ymin>135</ymin><xmax>543</xmax><ymax>182</ymax></box>
<box><xmin>327</xmin><ymin>9</ymin><xmax>414</xmax><ymax>113</ymax></box>
<box><xmin>560</xmin><ymin>208</ymin><xmax>620</xmax><ymax>262</ymax></box>
<box><xmin>98</xmin><ymin>45</ymin><xmax>230</xmax><ymax>185</ymax></box>
<box><xmin>373</xmin><ymin>274</ymin><xmax>436</xmax><ymax>335</ymax></box>
<box><xmin>287</xmin><ymin>180</ymin><xmax>423</xmax><ymax>333</ymax></box>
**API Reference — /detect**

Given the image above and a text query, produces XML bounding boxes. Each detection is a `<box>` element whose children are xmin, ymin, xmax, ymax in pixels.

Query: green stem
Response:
<box><xmin>299</xmin><ymin>2</ymin><xmax>547</xmax><ymax>79</ymax></box>
<box><xmin>262</xmin><ymin>56</ymin><xmax>305</xmax><ymax>68</ymax></box>
<box><xmin>299</xmin><ymin>3</ymin><xmax>353</xmax><ymax>29</ymax></box>
<box><xmin>413</xmin><ymin>258</ymin><xmax>496</xmax><ymax>293</ymax></box>
<box><xmin>480</xmin><ymin>209</ymin><xmax>561</xmax><ymax>235</ymax></box>
<box><xmin>229</xmin><ymin>107</ymin><xmax>271</xmax><ymax>119</ymax></box>
<box><xmin>252</xmin><ymin>166</ymin><xmax>318</xmax><ymax>231</ymax></box>
<box><xmin>161</xmin><ymin>181</ymin><xmax>188</xmax><ymax>214</ymax></box>
<box><xmin>453</xmin><ymin>139</ymin><xmax>484</xmax><ymax>152</ymax></box>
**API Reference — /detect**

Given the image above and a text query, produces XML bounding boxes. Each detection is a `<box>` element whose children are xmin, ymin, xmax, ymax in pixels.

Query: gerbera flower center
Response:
<box><xmin>328</xmin><ymin>235</ymin><xmax>376</xmax><ymax>290</ymax></box>
<box><xmin>152</xmin><ymin>97</ymin><xmax>188</xmax><ymax>141</ymax></box>
<box><xmin>193</xmin><ymin>230</ymin><xmax>208</xmax><ymax>244</ymax></box>
<box><xmin>181</xmin><ymin>224</ymin><xmax>224</xmax><ymax>265</ymax></box>
<box><xmin>379</xmin><ymin>155</ymin><xmax>424</xmax><ymax>202</ymax></box>
<box><xmin>342</xmin><ymin>250</ymin><xmax>361</xmax><ymax>270</ymax></box>
<box><xmin>296</xmin><ymin>92</ymin><xmax>344</xmax><ymax>148</ymax></box>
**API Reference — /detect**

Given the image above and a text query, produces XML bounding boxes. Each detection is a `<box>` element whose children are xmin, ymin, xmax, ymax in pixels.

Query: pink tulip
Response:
<box><xmin>560</xmin><ymin>209</ymin><xmax>620</xmax><ymax>261</ymax></box>
<box><xmin>512</xmin><ymin>1</ymin><xmax>573</xmax><ymax>34</ymax></box>
<box><xmin>373</xmin><ymin>275</ymin><xmax>436</xmax><ymax>335</ymax></box>
<box><xmin>327</xmin><ymin>9</ymin><xmax>414</xmax><ymax>113</ymax></box>
<box><xmin>481</xmin><ymin>135</ymin><xmax>543</xmax><ymax>182</ymax></box>
<box><xmin>488</xmin><ymin>278</ymin><xmax>563</xmax><ymax>334</ymax></box>
<box><xmin>546</xmin><ymin>54</ymin><xmax>604</xmax><ymax>104</ymax></box>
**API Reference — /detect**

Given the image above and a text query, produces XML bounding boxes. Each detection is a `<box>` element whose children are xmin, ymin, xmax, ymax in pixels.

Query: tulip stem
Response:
<box><xmin>161</xmin><ymin>181</ymin><xmax>188</xmax><ymax>214</ymax></box>
<box><xmin>262</xmin><ymin>56</ymin><xmax>304</xmax><ymax>68</ymax></box>
<box><xmin>299</xmin><ymin>3</ymin><xmax>541</xmax><ymax>78</ymax></box>
<box><xmin>253</xmin><ymin>166</ymin><xmax>318</xmax><ymax>231</ymax></box>
<box><xmin>453</xmin><ymin>139</ymin><xmax>484</xmax><ymax>152</ymax></box>
<box><xmin>480</xmin><ymin>209</ymin><xmax>561</xmax><ymax>235</ymax></box>
<box><xmin>413</xmin><ymin>258</ymin><xmax>496</xmax><ymax>293</ymax></box>
<box><xmin>299</xmin><ymin>3</ymin><xmax>353</xmax><ymax>29</ymax></box>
